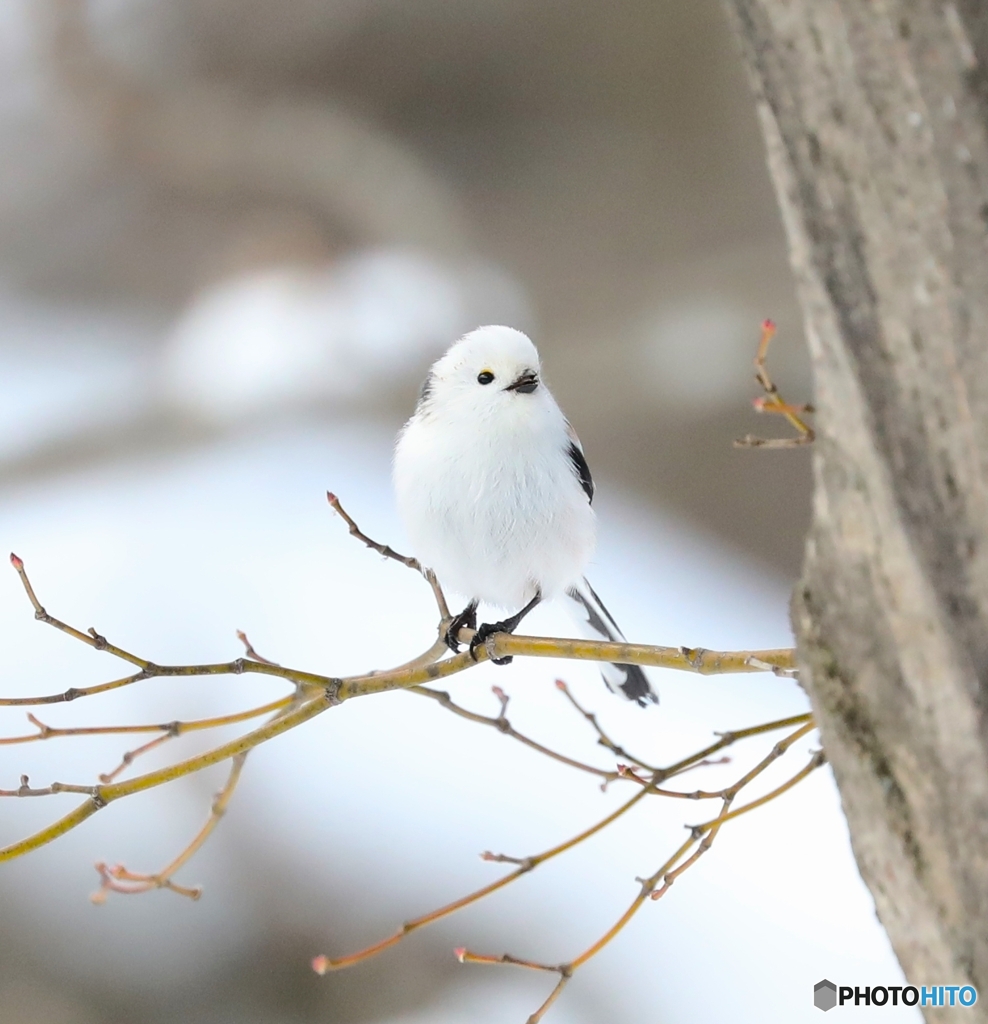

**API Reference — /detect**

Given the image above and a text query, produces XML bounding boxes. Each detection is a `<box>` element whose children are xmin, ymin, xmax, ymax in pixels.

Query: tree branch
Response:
<box><xmin>91</xmin><ymin>751</ymin><xmax>248</xmax><ymax>902</ymax></box>
<box><xmin>734</xmin><ymin>319</ymin><xmax>815</xmax><ymax>448</ymax></box>
<box><xmin>2</xmin><ymin>491</ymin><xmax>813</xmax><ymax>1022</ymax></box>
<box><xmin>454</xmin><ymin>723</ymin><xmax>824</xmax><ymax>1021</ymax></box>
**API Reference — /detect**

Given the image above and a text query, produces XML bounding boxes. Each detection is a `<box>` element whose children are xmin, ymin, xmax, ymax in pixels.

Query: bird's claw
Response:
<box><xmin>444</xmin><ymin>603</ymin><xmax>478</xmax><ymax>653</ymax></box>
<box><xmin>469</xmin><ymin>622</ymin><xmax>514</xmax><ymax>665</ymax></box>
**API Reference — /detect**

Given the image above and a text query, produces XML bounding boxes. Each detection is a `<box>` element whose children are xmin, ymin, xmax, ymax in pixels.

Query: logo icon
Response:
<box><xmin>815</xmin><ymin>979</ymin><xmax>838</xmax><ymax>1012</ymax></box>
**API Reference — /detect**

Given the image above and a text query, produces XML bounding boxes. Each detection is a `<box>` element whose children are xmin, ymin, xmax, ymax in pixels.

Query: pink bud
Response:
<box><xmin>311</xmin><ymin>955</ymin><xmax>330</xmax><ymax>975</ymax></box>
<box><xmin>453</xmin><ymin>947</ymin><xmax>467</xmax><ymax>962</ymax></box>
<box><xmin>9</xmin><ymin>553</ymin><xmax>23</xmax><ymax>570</ymax></box>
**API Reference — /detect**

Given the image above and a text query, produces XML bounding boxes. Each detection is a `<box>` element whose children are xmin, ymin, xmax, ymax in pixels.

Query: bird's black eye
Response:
<box><xmin>477</xmin><ymin>370</ymin><xmax>495</xmax><ymax>385</ymax></box>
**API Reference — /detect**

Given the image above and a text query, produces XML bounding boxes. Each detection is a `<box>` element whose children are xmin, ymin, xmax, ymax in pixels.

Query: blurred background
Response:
<box><xmin>0</xmin><ymin>0</ymin><xmax>812</xmax><ymax>566</ymax></box>
<box><xmin>0</xmin><ymin>3</ymin><xmax>911</xmax><ymax>1023</ymax></box>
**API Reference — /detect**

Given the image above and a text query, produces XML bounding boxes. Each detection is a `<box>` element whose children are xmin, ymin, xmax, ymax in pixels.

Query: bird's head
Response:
<box><xmin>420</xmin><ymin>325</ymin><xmax>545</xmax><ymax>417</ymax></box>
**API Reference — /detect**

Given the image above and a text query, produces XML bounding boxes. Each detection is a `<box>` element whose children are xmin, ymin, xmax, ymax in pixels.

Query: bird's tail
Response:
<box><xmin>563</xmin><ymin>578</ymin><xmax>658</xmax><ymax>707</ymax></box>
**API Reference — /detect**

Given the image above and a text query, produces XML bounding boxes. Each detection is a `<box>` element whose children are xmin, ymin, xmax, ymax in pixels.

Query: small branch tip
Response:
<box><xmin>9</xmin><ymin>553</ymin><xmax>23</xmax><ymax>570</ymax></box>
<box><xmin>311</xmin><ymin>955</ymin><xmax>330</xmax><ymax>976</ymax></box>
<box><xmin>740</xmin><ymin>318</ymin><xmax>814</xmax><ymax>447</ymax></box>
<box><xmin>454</xmin><ymin>947</ymin><xmax>467</xmax><ymax>963</ymax></box>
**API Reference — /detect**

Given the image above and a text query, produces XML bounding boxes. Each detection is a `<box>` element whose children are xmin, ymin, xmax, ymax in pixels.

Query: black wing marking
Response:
<box><xmin>417</xmin><ymin>371</ymin><xmax>435</xmax><ymax>408</ymax></box>
<box><xmin>567</xmin><ymin>442</ymin><xmax>594</xmax><ymax>504</ymax></box>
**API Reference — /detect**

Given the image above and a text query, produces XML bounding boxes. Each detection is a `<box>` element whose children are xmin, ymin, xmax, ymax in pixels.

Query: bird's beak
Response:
<box><xmin>505</xmin><ymin>371</ymin><xmax>539</xmax><ymax>394</ymax></box>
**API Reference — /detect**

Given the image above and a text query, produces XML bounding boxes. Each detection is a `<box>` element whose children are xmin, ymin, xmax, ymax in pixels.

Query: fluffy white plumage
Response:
<box><xmin>393</xmin><ymin>325</ymin><xmax>656</xmax><ymax>705</ymax></box>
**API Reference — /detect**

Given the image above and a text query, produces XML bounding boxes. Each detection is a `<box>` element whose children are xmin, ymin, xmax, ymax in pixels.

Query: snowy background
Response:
<box><xmin>0</xmin><ymin>3</ymin><xmax>916</xmax><ymax>1023</ymax></box>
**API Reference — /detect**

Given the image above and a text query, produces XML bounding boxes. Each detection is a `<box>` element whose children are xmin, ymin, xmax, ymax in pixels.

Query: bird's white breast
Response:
<box><xmin>393</xmin><ymin>397</ymin><xmax>595</xmax><ymax>609</ymax></box>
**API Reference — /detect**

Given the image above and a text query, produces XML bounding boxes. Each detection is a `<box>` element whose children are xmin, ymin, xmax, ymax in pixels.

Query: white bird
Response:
<box><xmin>393</xmin><ymin>325</ymin><xmax>657</xmax><ymax>706</ymax></box>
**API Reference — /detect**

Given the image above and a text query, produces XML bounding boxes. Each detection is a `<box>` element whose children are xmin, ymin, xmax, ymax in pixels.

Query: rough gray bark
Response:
<box><xmin>721</xmin><ymin>2</ymin><xmax>988</xmax><ymax>1017</ymax></box>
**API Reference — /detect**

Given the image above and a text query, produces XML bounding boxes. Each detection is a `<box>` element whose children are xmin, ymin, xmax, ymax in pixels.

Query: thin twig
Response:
<box><xmin>10</xmin><ymin>553</ymin><xmax>149</xmax><ymax>670</ymax></box>
<box><xmin>0</xmin><ymin>698</ymin><xmax>292</xmax><ymax>749</ymax></box>
<box><xmin>527</xmin><ymin>973</ymin><xmax>572</xmax><ymax>1023</ymax></box>
<box><xmin>411</xmin><ymin>684</ymin><xmax>624</xmax><ymax>785</ymax></box>
<box><xmin>91</xmin><ymin>752</ymin><xmax>248</xmax><ymax>902</ymax></box>
<box><xmin>554</xmin><ymin>679</ymin><xmax>656</xmax><ymax>770</ymax></box>
<box><xmin>734</xmin><ymin>320</ymin><xmax>815</xmax><ymax>448</ymax></box>
<box><xmin>658</xmin><ymin>711</ymin><xmax>813</xmax><ymax>779</ymax></box>
<box><xmin>89</xmin><ymin>694</ymin><xmax>308</xmax><ymax>902</ymax></box>
<box><xmin>244</xmin><ymin>620</ymin><xmax>449</xmax><ymax>680</ymax></box>
<box><xmin>695</xmin><ymin>747</ymin><xmax>826</xmax><ymax>830</ymax></box>
<box><xmin>455</xmin><ymin>726</ymin><xmax>824</xmax><ymax>1020</ymax></box>
<box><xmin>5</xmin><ymin>554</ymin><xmax>340</xmax><ymax>696</ymax></box>
<box><xmin>0</xmin><ymin>776</ymin><xmax>101</xmax><ymax>798</ymax></box>
<box><xmin>0</xmin><ymin>671</ymin><xmax>148</xmax><ymax>707</ymax></box>
<box><xmin>92</xmin><ymin>698</ymin><xmax>290</xmax><ymax>784</ymax></box>
<box><xmin>326</xmin><ymin>493</ymin><xmax>450</xmax><ymax>620</ymax></box>
<box><xmin>311</xmin><ymin>782</ymin><xmax>655</xmax><ymax>974</ymax></box>
<box><xmin>98</xmin><ymin>733</ymin><xmax>174</xmax><ymax>784</ymax></box>
<box><xmin>236</xmin><ymin>630</ymin><xmax>280</xmax><ymax>666</ymax></box>
<box><xmin>312</xmin><ymin>718</ymin><xmax>820</xmax><ymax>980</ymax></box>
<box><xmin>414</xmin><ymin>684</ymin><xmax>810</xmax><ymax>800</ymax></box>
<box><xmin>647</xmin><ymin>722</ymin><xmax>819</xmax><ymax>900</ymax></box>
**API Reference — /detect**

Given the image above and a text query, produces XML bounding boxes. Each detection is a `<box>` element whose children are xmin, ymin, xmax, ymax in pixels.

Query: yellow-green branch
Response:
<box><xmin>0</xmin><ymin>633</ymin><xmax>802</xmax><ymax>863</ymax></box>
<box><xmin>486</xmin><ymin>634</ymin><xmax>795</xmax><ymax>674</ymax></box>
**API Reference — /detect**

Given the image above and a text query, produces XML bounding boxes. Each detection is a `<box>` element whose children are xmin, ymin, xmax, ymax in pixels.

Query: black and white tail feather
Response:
<box><xmin>564</xmin><ymin>578</ymin><xmax>658</xmax><ymax>707</ymax></box>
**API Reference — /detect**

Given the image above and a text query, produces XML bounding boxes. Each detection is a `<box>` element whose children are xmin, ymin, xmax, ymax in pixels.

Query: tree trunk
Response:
<box><xmin>721</xmin><ymin>2</ymin><xmax>988</xmax><ymax>1017</ymax></box>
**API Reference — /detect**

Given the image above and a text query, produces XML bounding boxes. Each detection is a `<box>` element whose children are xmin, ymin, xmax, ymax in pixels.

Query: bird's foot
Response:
<box><xmin>444</xmin><ymin>602</ymin><xmax>478</xmax><ymax>653</ymax></box>
<box><xmin>469</xmin><ymin>621</ymin><xmax>514</xmax><ymax>665</ymax></box>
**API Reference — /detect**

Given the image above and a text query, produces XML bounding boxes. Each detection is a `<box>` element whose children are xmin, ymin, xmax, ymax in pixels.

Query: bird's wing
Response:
<box><xmin>565</xmin><ymin>421</ymin><xmax>594</xmax><ymax>504</ymax></box>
